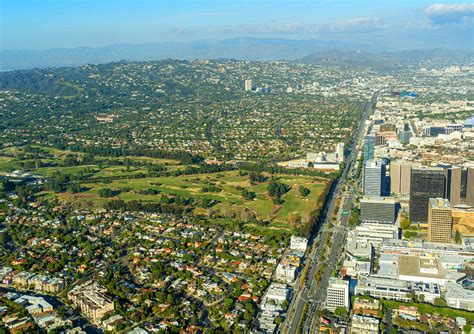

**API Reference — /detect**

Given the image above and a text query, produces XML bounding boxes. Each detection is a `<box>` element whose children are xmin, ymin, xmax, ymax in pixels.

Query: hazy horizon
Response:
<box><xmin>2</xmin><ymin>0</ymin><xmax>474</xmax><ymax>51</ymax></box>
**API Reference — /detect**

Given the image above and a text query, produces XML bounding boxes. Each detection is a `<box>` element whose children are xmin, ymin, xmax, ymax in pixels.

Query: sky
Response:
<box><xmin>1</xmin><ymin>0</ymin><xmax>473</xmax><ymax>51</ymax></box>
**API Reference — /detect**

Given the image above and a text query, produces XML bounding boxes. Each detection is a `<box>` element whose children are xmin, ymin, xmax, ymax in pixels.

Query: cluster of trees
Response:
<box><xmin>200</xmin><ymin>197</ymin><xmax>219</xmax><ymax>208</ymax></box>
<box><xmin>56</xmin><ymin>144</ymin><xmax>203</xmax><ymax>165</ymax></box>
<box><xmin>105</xmin><ymin>199</ymin><xmax>193</xmax><ymax>215</ymax></box>
<box><xmin>201</xmin><ymin>184</ymin><xmax>222</xmax><ymax>193</ymax></box>
<box><xmin>98</xmin><ymin>188</ymin><xmax>122</xmax><ymax>198</ymax></box>
<box><xmin>298</xmin><ymin>185</ymin><xmax>310</xmax><ymax>197</ymax></box>
<box><xmin>268</xmin><ymin>181</ymin><xmax>290</xmax><ymax>200</ymax></box>
<box><xmin>348</xmin><ymin>209</ymin><xmax>359</xmax><ymax>226</ymax></box>
<box><xmin>136</xmin><ymin>188</ymin><xmax>160</xmax><ymax>195</ymax></box>
<box><xmin>241</xmin><ymin>188</ymin><xmax>256</xmax><ymax>200</ymax></box>
<box><xmin>249</xmin><ymin>172</ymin><xmax>267</xmax><ymax>184</ymax></box>
<box><xmin>238</xmin><ymin>163</ymin><xmax>337</xmax><ymax>180</ymax></box>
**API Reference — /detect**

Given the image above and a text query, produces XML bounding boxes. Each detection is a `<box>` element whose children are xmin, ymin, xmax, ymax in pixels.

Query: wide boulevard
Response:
<box><xmin>282</xmin><ymin>91</ymin><xmax>378</xmax><ymax>334</ymax></box>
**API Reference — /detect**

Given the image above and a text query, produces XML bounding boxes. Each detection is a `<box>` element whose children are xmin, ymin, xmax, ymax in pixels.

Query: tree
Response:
<box><xmin>406</xmin><ymin>291</ymin><xmax>416</xmax><ymax>302</ymax></box>
<box><xmin>463</xmin><ymin>324</ymin><xmax>472</xmax><ymax>334</ymax></box>
<box><xmin>267</xmin><ymin>181</ymin><xmax>290</xmax><ymax>199</ymax></box>
<box><xmin>0</xmin><ymin>231</ymin><xmax>11</xmax><ymax>247</ymax></box>
<box><xmin>68</xmin><ymin>182</ymin><xmax>82</xmax><ymax>193</ymax></box>
<box><xmin>334</xmin><ymin>306</ymin><xmax>348</xmax><ymax>318</ymax></box>
<box><xmin>166</xmin><ymin>293</ymin><xmax>174</xmax><ymax>305</ymax></box>
<box><xmin>223</xmin><ymin>297</ymin><xmax>233</xmax><ymax>311</ymax></box>
<box><xmin>348</xmin><ymin>209</ymin><xmax>359</xmax><ymax>226</ymax></box>
<box><xmin>249</xmin><ymin>172</ymin><xmax>266</xmax><ymax>184</ymax></box>
<box><xmin>379</xmin><ymin>322</ymin><xmax>386</xmax><ymax>332</ymax></box>
<box><xmin>99</xmin><ymin>188</ymin><xmax>120</xmax><ymax>198</ymax></box>
<box><xmin>400</xmin><ymin>217</ymin><xmax>411</xmax><ymax>230</ymax></box>
<box><xmin>434</xmin><ymin>297</ymin><xmax>447</xmax><ymax>307</ymax></box>
<box><xmin>241</xmin><ymin>188</ymin><xmax>256</xmax><ymax>200</ymax></box>
<box><xmin>455</xmin><ymin>230</ymin><xmax>462</xmax><ymax>244</ymax></box>
<box><xmin>299</xmin><ymin>186</ymin><xmax>310</xmax><ymax>197</ymax></box>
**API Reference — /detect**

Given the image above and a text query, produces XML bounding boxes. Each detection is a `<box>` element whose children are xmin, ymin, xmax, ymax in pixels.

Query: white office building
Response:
<box><xmin>290</xmin><ymin>236</ymin><xmax>308</xmax><ymax>251</ymax></box>
<box><xmin>326</xmin><ymin>278</ymin><xmax>349</xmax><ymax>310</ymax></box>
<box><xmin>363</xmin><ymin>160</ymin><xmax>386</xmax><ymax>196</ymax></box>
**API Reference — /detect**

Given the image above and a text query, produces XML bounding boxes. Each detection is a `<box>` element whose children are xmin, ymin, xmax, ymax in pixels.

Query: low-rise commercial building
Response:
<box><xmin>275</xmin><ymin>263</ymin><xmax>297</xmax><ymax>283</ymax></box>
<box><xmin>381</xmin><ymin>239</ymin><xmax>474</xmax><ymax>258</ymax></box>
<box><xmin>351</xmin><ymin>314</ymin><xmax>379</xmax><ymax>334</ymax></box>
<box><xmin>350</xmin><ymin>223</ymin><xmax>399</xmax><ymax>247</ymax></box>
<box><xmin>68</xmin><ymin>282</ymin><xmax>114</xmax><ymax>324</ymax></box>
<box><xmin>355</xmin><ymin>276</ymin><xmax>441</xmax><ymax>302</ymax></box>
<box><xmin>289</xmin><ymin>236</ymin><xmax>308</xmax><ymax>252</ymax></box>
<box><xmin>445</xmin><ymin>282</ymin><xmax>474</xmax><ymax>311</ymax></box>
<box><xmin>353</xmin><ymin>298</ymin><xmax>379</xmax><ymax>317</ymax></box>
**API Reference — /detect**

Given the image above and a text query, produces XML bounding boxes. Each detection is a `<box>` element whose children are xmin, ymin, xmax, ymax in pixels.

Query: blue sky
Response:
<box><xmin>2</xmin><ymin>0</ymin><xmax>473</xmax><ymax>50</ymax></box>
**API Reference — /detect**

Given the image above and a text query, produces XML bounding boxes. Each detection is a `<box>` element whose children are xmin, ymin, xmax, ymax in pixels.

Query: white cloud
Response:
<box><xmin>426</xmin><ymin>3</ymin><xmax>474</xmax><ymax>25</ymax></box>
<box><xmin>207</xmin><ymin>17</ymin><xmax>388</xmax><ymax>35</ymax></box>
<box><xmin>316</xmin><ymin>17</ymin><xmax>389</xmax><ymax>34</ymax></box>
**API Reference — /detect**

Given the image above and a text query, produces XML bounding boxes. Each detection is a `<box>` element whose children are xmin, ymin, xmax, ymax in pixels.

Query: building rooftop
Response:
<box><xmin>398</xmin><ymin>255</ymin><xmax>444</xmax><ymax>279</ymax></box>
<box><xmin>361</xmin><ymin>196</ymin><xmax>397</xmax><ymax>204</ymax></box>
<box><xmin>445</xmin><ymin>282</ymin><xmax>474</xmax><ymax>300</ymax></box>
<box><xmin>429</xmin><ymin>198</ymin><xmax>451</xmax><ymax>209</ymax></box>
<box><xmin>365</xmin><ymin>159</ymin><xmax>385</xmax><ymax>168</ymax></box>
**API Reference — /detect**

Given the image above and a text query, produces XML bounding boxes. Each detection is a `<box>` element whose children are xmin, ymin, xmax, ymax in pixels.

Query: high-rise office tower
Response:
<box><xmin>390</xmin><ymin>161</ymin><xmax>415</xmax><ymax>195</ymax></box>
<box><xmin>360</xmin><ymin>196</ymin><xmax>398</xmax><ymax>224</ymax></box>
<box><xmin>445</xmin><ymin>167</ymin><xmax>462</xmax><ymax>206</ymax></box>
<box><xmin>442</xmin><ymin>166</ymin><xmax>474</xmax><ymax>207</ymax></box>
<box><xmin>244</xmin><ymin>79</ymin><xmax>252</xmax><ymax>92</ymax></box>
<box><xmin>428</xmin><ymin>198</ymin><xmax>452</xmax><ymax>243</ymax></box>
<box><xmin>467</xmin><ymin>167</ymin><xmax>474</xmax><ymax>206</ymax></box>
<box><xmin>363</xmin><ymin>135</ymin><xmax>375</xmax><ymax>162</ymax></box>
<box><xmin>363</xmin><ymin>160</ymin><xmax>386</xmax><ymax>196</ymax></box>
<box><xmin>409</xmin><ymin>167</ymin><xmax>445</xmax><ymax>222</ymax></box>
<box><xmin>326</xmin><ymin>278</ymin><xmax>349</xmax><ymax>310</ymax></box>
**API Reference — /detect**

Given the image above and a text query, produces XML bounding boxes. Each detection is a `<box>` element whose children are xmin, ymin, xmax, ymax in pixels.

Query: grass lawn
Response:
<box><xmin>34</xmin><ymin>165</ymin><xmax>98</xmax><ymax>177</ymax></box>
<box><xmin>0</xmin><ymin>156</ymin><xmax>20</xmax><ymax>172</ymax></box>
<box><xmin>382</xmin><ymin>299</ymin><xmax>474</xmax><ymax>322</ymax></box>
<box><xmin>42</xmin><ymin>170</ymin><xmax>329</xmax><ymax>228</ymax></box>
<box><xmin>2</xmin><ymin>147</ymin><xmax>330</xmax><ymax>233</ymax></box>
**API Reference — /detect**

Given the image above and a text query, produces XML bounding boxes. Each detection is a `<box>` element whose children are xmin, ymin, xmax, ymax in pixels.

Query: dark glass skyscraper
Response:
<box><xmin>409</xmin><ymin>167</ymin><xmax>446</xmax><ymax>222</ymax></box>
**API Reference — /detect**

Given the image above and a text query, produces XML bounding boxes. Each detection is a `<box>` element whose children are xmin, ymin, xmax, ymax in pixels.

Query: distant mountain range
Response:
<box><xmin>1</xmin><ymin>37</ymin><xmax>472</xmax><ymax>70</ymax></box>
<box><xmin>296</xmin><ymin>49</ymin><xmax>473</xmax><ymax>71</ymax></box>
<box><xmin>0</xmin><ymin>37</ymin><xmax>377</xmax><ymax>70</ymax></box>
